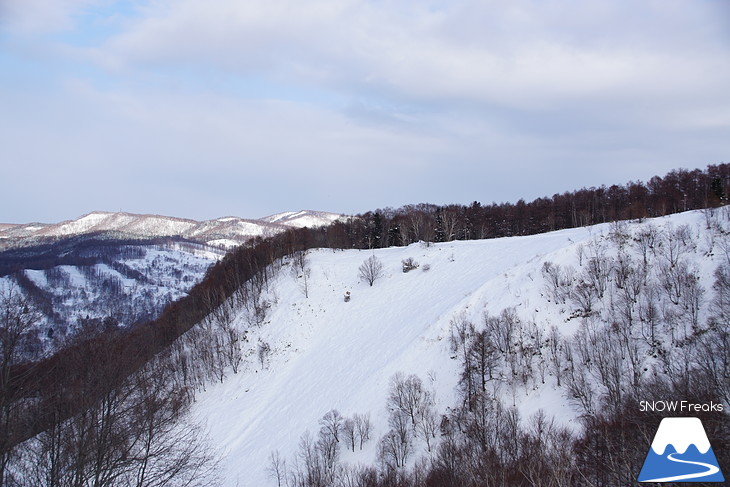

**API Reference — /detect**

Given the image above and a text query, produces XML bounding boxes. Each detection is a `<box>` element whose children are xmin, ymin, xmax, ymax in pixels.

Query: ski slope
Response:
<box><xmin>190</xmin><ymin>210</ymin><xmax>724</xmax><ymax>486</ymax></box>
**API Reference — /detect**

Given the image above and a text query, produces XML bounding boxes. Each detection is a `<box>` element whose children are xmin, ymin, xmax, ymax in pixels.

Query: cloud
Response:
<box><xmin>0</xmin><ymin>77</ymin><xmax>459</xmax><ymax>221</ymax></box>
<box><xmin>0</xmin><ymin>0</ymin><xmax>99</xmax><ymax>34</ymax></box>
<box><xmin>89</xmin><ymin>0</ymin><xmax>729</xmax><ymax>109</ymax></box>
<box><xmin>0</xmin><ymin>0</ymin><xmax>728</xmax><ymax>222</ymax></box>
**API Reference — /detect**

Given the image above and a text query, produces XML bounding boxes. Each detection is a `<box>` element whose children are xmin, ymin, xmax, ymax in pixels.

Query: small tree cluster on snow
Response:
<box><xmin>378</xmin><ymin>373</ymin><xmax>439</xmax><ymax>470</ymax></box>
<box><xmin>272</xmin><ymin>410</ymin><xmax>373</xmax><ymax>487</ymax></box>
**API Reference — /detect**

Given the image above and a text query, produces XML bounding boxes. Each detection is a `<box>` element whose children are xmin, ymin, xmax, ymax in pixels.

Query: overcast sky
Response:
<box><xmin>1</xmin><ymin>0</ymin><xmax>728</xmax><ymax>223</ymax></box>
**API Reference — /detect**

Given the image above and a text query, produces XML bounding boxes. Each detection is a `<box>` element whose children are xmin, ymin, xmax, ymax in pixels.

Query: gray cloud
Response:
<box><xmin>0</xmin><ymin>0</ymin><xmax>728</xmax><ymax>223</ymax></box>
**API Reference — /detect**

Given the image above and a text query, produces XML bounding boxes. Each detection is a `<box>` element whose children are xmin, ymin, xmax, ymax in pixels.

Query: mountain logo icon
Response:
<box><xmin>638</xmin><ymin>417</ymin><xmax>725</xmax><ymax>482</ymax></box>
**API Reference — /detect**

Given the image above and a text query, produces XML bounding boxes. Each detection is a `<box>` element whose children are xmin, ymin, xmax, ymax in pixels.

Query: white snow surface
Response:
<box><xmin>177</xmin><ymin>210</ymin><xmax>729</xmax><ymax>487</ymax></box>
<box><xmin>261</xmin><ymin>210</ymin><xmax>342</xmax><ymax>228</ymax></box>
<box><xmin>650</xmin><ymin>417</ymin><xmax>712</xmax><ymax>455</ymax></box>
<box><xmin>194</xmin><ymin>213</ymin><xmax>729</xmax><ymax>487</ymax></box>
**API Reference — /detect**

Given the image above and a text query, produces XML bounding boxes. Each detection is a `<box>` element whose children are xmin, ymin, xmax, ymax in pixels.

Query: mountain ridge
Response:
<box><xmin>0</xmin><ymin>209</ymin><xmax>342</xmax><ymax>249</ymax></box>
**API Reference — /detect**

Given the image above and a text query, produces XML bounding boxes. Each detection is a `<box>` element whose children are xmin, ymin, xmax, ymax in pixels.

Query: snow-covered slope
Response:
<box><xmin>0</xmin><ymin>209</ymin><xmax>341</xmax><ymax>354</ymax></box>
<box><xmin>0</xmin><ymin>241</ymin><xmax>223</xmax><ymax>351</ymax></box>
<box><xmin>261</xmin><ymin>210</ymin><xmax>342</xmax><ymax>228</ymax></box>
<box><xmin>0</xmin><ymin>212</ymin><xmax>197</xmax><ymax>240</ymax></box>
<box><xmin>190</xmin><ymin>209</ymin><xmax>728</xmax><ymax>486</ymax></box>
<box><xmin>0</xmin><ymin>210</ymin><xmax>341</xmax><ymax>249</ymax></box>
<box><xmin>194</xmin><ymin>231</ymin><xmax>574</xmax><ymax>486</ymax></box>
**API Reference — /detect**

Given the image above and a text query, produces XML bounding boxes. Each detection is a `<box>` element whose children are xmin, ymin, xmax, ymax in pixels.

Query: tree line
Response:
<box><xmin>340</xmin><ymin>164</ymin><xmax>730</xmax><ymax>249</ymax></box>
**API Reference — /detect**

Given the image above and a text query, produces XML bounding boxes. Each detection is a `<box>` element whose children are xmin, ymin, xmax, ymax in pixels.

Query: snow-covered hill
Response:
<box><xmin>261</xmin><ymin>210</ymin><xmax>342</xmax><ymax>229</ymax></box>
<box><xmin>0</xmin><ymin>241</ymin><xmax>223</xmax><ymax>351</ymax></box>
<box><xmin>0</xmin><ymin>210</ymin><xmax>342</xmax><ymax>250</ymax></box>
<box><xmin>189</xmin><ymin>209</ymin><xmax>728</xmax><ymax>486</ymax></box>
<box><xmin>0</xmin><ymin>209</ymin><xmax>342</xmax><ymax>351</ymax></box>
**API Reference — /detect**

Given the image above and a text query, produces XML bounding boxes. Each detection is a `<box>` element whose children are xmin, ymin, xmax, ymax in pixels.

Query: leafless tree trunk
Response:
<box><xmin>267</xmin><ymin>450</ymin><xmax>287</xmax><ymax>487</ymax></box>
<box><xmin>353</xmin><ymin>413</ymin><xmax>372</xmax><ymax>451</ymax></box>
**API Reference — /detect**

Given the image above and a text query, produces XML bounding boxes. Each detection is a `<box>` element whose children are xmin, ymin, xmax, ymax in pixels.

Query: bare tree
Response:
<box><xmin>22</xmin><ymin>352</ymin><xmax>219</xmax><ymax>487</ymax></box>
<box><xmin>316</xmin><ymin>426</ymin><xmax>339</xmax><ymax>485</ymax></box>
<box><xmin>353</xmin><ymin>413</ymin><xmax>372</xmax><ymax>450</ymax></box>
<box><xmin>548</xmin><ymin>326</ymin><xmax>563</xmax><ymax>387</ymax></box>
<box><xmin>449</xmin><ymin>312</ymin><xmax>473</xmax><ymax>349</ymax></box>
<box><xmin>466</xmin><ymin>330</ymin><xmax>500</xmax><ymax>394</ymax></box>
<box><xmin>294</xmin><ymin>432</ymin><xmax>324</xmax><ymax>487</ymax></box>
<box><xmin>440</xmin><ymin>205</ymin><xmax>461</xmax><ymax>242</ymax></box>
<box><xmin>416</xmin><ymin>405</ymin><xmax>439</xmax><ymax>453</ymax></box>
<box><xmin>378</xmin><ymin>410</ymin><xmax>412</xmax><ymax>470</ymax></box>
<box><xmin>359</xmin><ymin>255</ymin><xmax>384</xmax><ymax>287</ymax></box>
<box><xmin>387</xmin><ymin>373</ymin><xmax>427</xmax><ymax>428</ymax></box>
<box><xmin>203</xmin><ymin>291</ymin><xmax>243</xmax><ymax>376</ymax></box>
<box><xmin>267</xmin><ymin>450</ymin><xmax>287</xmax><ymax>487</ymax></box>
<box><xmin>633</xmin><ymin>224</ymin><xmax>659</xmax><ymax>269</ymax></box>
<box><xmin>659</xmin><ymin>224</ymin><xmax>695</xmax><ymax>268</ymax></box>
<box><xmin>585</xmin><ymin>255</ymin><xmax>612</xmax><ymax>299</ymax></box>
<box><xmin>291</xmin><ymin>251</ymin><xmax>312</xmax><ymax>298</ymax></box>
<box><xmin>542</xmin><ymin>261</ymin><xmax>573</xmax><ymax>304</ymax></box>
<box><xmin>342</xmin><ymin>418</ymin><xmax>356</xmax><ymax>453</ymax></box>
<box><xmin>319</xmin><ymin>410</ymin><xmax>343</xmax><ymax>444</ymax></box>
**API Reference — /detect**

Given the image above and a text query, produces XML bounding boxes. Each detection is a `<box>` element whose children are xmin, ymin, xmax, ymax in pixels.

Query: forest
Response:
<box><xmin>0</xmin><ymin>236</ymin><xmax>217</xmax><ymax>357</ymax></box>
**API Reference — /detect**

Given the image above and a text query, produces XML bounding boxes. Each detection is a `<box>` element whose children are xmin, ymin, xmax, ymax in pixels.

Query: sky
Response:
<box><xmin>1</xmin><ymin>0</ymin><xmax>729</xmax><ymax>223</ymax></box>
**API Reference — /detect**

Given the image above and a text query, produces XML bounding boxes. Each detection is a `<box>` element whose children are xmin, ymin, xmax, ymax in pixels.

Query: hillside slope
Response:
<box><xmin>190</xmin><ymin>209</ymin><xmax>728</xmax><ymax>486</ymax></box>
<box><xmin>0</xmin><ymin>241</ymin><xmax>222</xmax><ymax>353</ymax></box>
<box><xmin>0</xmin><ymin>210</ymin><xmax>341</xmax><ymax>250</ymax></box>
<box><xmin>0</xmin><ymin>209</ymin><xmax>341</xmax><ymax>355</ymax></box>
<box><xmin>261</xmin><ymin>210</ymin><xmax>342</xmax><ymax>229</ymax></box>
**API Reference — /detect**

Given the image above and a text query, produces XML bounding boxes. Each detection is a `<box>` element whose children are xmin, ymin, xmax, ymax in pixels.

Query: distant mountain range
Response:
<box><xmin>0</xmin><ymin>209</ymin><xmax>342</xmax><ymax>351</ymax></box>
<box><xmin>0</xmin><ymin>210</ymin><xmax>342</xmax><ymax>250</ymax></box>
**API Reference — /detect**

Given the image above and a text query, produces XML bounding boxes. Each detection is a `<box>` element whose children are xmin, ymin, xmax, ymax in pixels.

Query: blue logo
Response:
<box><xmin>638</xmin><ymin>417</ymin><xmax>725</xmax><ymax>482</ymax></box>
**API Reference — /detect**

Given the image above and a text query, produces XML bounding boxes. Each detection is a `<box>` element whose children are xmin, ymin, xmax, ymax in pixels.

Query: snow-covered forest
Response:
<box><xmin>0</xmin><ymin>240</ymin><xmax>220</xmax><ymax>355</ymax></box>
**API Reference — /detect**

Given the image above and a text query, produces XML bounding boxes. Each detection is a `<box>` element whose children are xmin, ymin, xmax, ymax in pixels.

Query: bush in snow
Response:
<box><xmin>401</xmin><ymin>258</ymin><xmax>419</xmax><ymax>273</ymax></box>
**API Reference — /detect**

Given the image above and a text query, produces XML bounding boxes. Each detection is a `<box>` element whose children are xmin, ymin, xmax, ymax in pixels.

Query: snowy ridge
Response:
<box><xmin>0</xmin><ymin>210</ymin><xmax>341</xmax><ymax>249</ymax></box>
<box><xmin>261</xmin><ymin>210</ymin><xmax>342</xmax><ymax>228</ymax></box>
<box><xmin>650</xmin><ymin>418</ymin><xmax>712</xmax><ymax>455</ymax></box>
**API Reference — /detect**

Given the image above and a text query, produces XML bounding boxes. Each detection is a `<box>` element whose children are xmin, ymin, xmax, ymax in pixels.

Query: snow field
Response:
<box><xmin>190</xmin><ymin>218</ymin><xmax>645</xmax><ymax>486</ymax></box>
